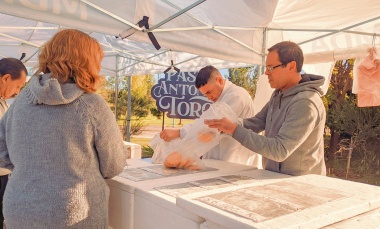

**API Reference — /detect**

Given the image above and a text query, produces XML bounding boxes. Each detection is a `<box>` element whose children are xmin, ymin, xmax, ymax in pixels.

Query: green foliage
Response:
<box><xmin>228</xmin><ymin>66</ymin><xmax>259</xmax><ymax>99</ymax></box>
<box><xmin>104</xmin><ymin>75</ymin><xmax>128</xmax><ymax>118</ymax></box>
<box><xmin>129</xmin><ymin>119</ymin><xmax>145</xmax><ymax>136</ymax></box>
<box><xmin>325</xmin><ymin>59</ymin><xmax>354</xmax><ymax>129</ymax></box>
<box><xmin>324</xmin><ymin>59</ymin><xmax>380</xmax><ymax>179</ymax></box>
<box><xmin>324</xmin><ymin>59</ymin><xmax>355</xmax><ymax>162</ymax></box>
<box><xmin>103</xmin><ymin>75</ymin><xmax>156</xmax><ymax>140</ymax></box>
<box><xmin>132</xmin><ymin>96</ymin><xmax>151</xmax><ymax>118</ymax></box>
<box><xmin>330</xmin><ymin>97</ymin><xmax>380</xmax><ymax>174</ymax></box>
<box><xmin>105</xmin><ymin>75</ymin><xmax>156</xmax><ymax>120</ymax></box>
<box><xmin>141</xmin><ymin>145</ymin><xmax>154</xmax><ymax>158</ymax></box>
<box><xmin>150</xmin><ymin>107</ymin><xmax>162</xmax><ymax>119</ymax></box>
<box><xmin>331</xmin><ymin>98</ymin><xmax>380</xmax><ymax>137</ymax></box>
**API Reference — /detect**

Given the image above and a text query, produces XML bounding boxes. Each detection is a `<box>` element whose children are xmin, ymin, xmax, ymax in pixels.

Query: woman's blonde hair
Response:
<box><xmin>37</xmin><ymin>29</ymin><xmax>103</xmax><ymax>92</ymax></box>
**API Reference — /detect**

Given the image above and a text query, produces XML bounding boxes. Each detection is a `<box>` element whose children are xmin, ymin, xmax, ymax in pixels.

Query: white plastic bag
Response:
<box><xmin>150</xmin><ymin>133</ymin><xmax>181</xmax><ymax>164</ymax></box>
<box><xmin>162</xmin><ymin>102</ymin><xmax>238</xmax><ymax>170</ymax></box>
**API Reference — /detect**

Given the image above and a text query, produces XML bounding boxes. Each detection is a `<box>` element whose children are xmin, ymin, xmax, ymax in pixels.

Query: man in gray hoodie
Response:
<box><xmin>205</xmin><ymin>41</ymin><xmax>326</xmax><ymax>176</ymax></box>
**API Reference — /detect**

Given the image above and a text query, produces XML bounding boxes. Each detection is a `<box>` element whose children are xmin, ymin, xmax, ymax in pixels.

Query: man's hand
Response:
<box><xmin>204</xmin><ymin>118</ymin><xmax>238</xmax><ymax>135</ymax></box>
<box><xmin>160</xmin><ymin>129</ymin><xmax>180</xmax><ymax>142</ymax></box>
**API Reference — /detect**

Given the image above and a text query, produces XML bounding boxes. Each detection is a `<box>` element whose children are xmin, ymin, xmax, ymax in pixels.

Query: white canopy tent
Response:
<box><xmin>1</xmin><ymin>0</ymin><xmax>379</xmax><ymax>65</ymax></box>
<box><xmin>0</xmin><ymin>14</ymin><xmax>252</xmax><ymax>76</ymax></box>
<box><xmin>1</xmin><ymin>0</ymin><xmax>380</xmax><ymax>139</ymax></box>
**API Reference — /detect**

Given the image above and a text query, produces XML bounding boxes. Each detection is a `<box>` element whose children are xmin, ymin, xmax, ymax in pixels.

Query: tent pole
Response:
<box><xmin>126</xmin><ymin>75</ymin><xmax>132</xmax><ymax>142</ymax></box>
<box><xmin>260</xmin><ymin>28</ymin><xmax>268</xmax><ymax>75</ymax></box>
<box><xmin>23</xmin><ymin>49</ymin><xmax>39</xmax><ymax>63</ymax></box>
<box><xmin>114</xmin><ymin>55</ymin><xmax>119</xmax><ymax>117</ymax></box>
<box><xmin>298</xmin><ymin>15</ymin><xmax>380</xmax><ymax>45</ymax></box>
<box><xmin>0</xmin><ymin>32</ymin><xmax>39</xmax><ymax>47</ymax></box>
<box><xmin>118</xmin><ymin>50</ymin><xmax>170</xmax><ymax>72</ymax></box>
<box><xmin>120</xmin><ymin>52</ymin><xmax>201</xmax><ymax>75</ymax></box>
<box><xmin>343</xmin><ymin>30</ymin><xmax>380</xmax><ymax>37</ymax></box>
<box><xmin>149</xmin><ymin>0</ymin><xmax>206</xmax><ymax>31</ymax></box>
<box><xmin>100</xmin><ymin>42</ymin><xmax>167</xmax><ymax>67</ymax></box>
<box><xmin>80</xmin><ymin>0</ymin><xmax>141</xmax><ymax>30</ymax></box>
<box><xmin>160</xmin><ymin>0</ymin><xmax>261</xmax><ymax>55</ymax></box>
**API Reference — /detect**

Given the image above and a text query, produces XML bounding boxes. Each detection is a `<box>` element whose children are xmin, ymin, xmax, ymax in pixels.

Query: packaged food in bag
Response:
<box><xmin>151</xmin><ymin>102</ymin><xmax>237</xmax><ymax>170</ymax></box>
<box><xmin>150</xmin><ymin>134</ymin><xmax>181</xmax><ymax>164</ymax></box>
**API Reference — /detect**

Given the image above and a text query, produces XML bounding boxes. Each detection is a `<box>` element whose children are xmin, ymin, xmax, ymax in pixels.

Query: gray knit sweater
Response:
<box><xmin>0</xmin><ymin>73</ymin><xmax>127</xmax><ymax>228</ymax></box>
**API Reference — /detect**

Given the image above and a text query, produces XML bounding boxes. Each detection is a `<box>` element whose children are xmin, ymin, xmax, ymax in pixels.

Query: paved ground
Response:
<box><xmin>131</xmin><ymin>125</ymin><xmax>161</xmax><ymax>139</ymax></box>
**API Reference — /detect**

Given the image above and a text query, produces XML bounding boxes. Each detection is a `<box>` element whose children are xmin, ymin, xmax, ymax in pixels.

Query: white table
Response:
<box><xmin>108</xmin><ymin>159</ymin><xmax>151</xmax><ymax>229</ymax></box>
<box><xmin>133</xmin><ymin>163</ymin><xmax>277</xmax><ymax>229</ymax></box>
<box><xmin>108</xmin><ymin>159</ymin><xmax>380</xmax><ymax>229</ymax></box>
<box><xmin>322</xmin><ymin>207</ymin><xmax>380</xmax><ymax>228</ymax></box>
<box><xmin>107</xmin><ymin>159</ymin><xmax>258</xmax><ymax>229</ymax></box>
<box><xmin>177</xmin><ymin>174</ymin><xmax>380</xmax><ymax>229</ymax></box>
<box><xmin>123</xmin><ymin>141</ymin><xmax>142</xmax><ymax>159</ymax></box>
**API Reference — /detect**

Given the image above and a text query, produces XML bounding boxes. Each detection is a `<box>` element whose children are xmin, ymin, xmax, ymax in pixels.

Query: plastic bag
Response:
<box><xmin>352</xmin><ymin>48</ymin><xmax>380</xmax><ymax>107</ymax></box>
<box><xmin>150</xmin><ymin>133</ymin><xmax>181</xmax><ymax>164</ymax></box>
<box><xmin>162</xmin><ymin>102</ymin><xmax>238</xmax><ymax>170</ymax></box>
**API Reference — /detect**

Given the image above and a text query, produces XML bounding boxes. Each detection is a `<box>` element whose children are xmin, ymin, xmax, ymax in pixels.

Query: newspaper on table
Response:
<box><xmin>195</xmin><ymin>181</ymin><xmax>349</xmax><ymax>222</ymax></box>
<box><xmin>155</xmin><ymin>175</ymin><xmax>257</xmax><ymax>197</ymax></box>
<box><xmin>118</xmin><ymin>165</ymin><xmax>218</xmax><ymax>182</ymax></box>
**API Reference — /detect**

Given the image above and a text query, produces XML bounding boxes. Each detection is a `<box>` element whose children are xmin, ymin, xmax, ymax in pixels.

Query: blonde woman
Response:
<box><xmin>0</xmin><ymin>29</ymin><xmax>127</xmax><ymax>228</ymax></box>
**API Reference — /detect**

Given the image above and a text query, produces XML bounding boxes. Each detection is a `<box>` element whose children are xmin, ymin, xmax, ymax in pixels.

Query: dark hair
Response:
<box><xmin>268</xmin><ymin>41</ymin><xmax>304</xmax><ymax>72</ymax></box>
<box><xmin>195</xmin><ymin>65</ymin><xmax>218</xmax><ymax>89</ymax></box>
<box><xmin>0</xmin><ymin>58</ymin><xmax>28</xmax><ymax>79</ymax></box>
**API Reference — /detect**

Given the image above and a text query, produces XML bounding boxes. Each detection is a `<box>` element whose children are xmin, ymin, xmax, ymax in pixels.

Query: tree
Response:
<box><xmin>330</xmin><ymin>97</ymin><xmax>380</xmax><ymax>176</ymax></box>
<box><xmin>101</xmin><ymin>74</ymin><xmax>156</xmax><ymax>136</ymax></box>
<box><xmin>101</xmin><ymin>75</ymin><xmax>128</xmax><ymax>119</ymax></box>
<box><xmin>228</xmin><ymin>66</ymin><xmax>259</xmax><ymax>99</ymax></box>
<box><xmin>96</xmin><ymin>76</ymin><xmax>110</xmax><ymax>101</ymax></box>
<box><xmin>129</xmin><ymin>75</ymin><xmax>155</xmax><ymax>118</ymax></box>
<box><xmin>102</xmin><ymin>74</ymin><xmax>156</xmax><ymax>119</ymax></box>
<box><xmin>325</xmin><ymin>59</ymin><xmax>354</xmax><ymax>162</ymax></box>
<box><xmin>150</xmin><ymin>107</ymin><xmax>162</xmax><ymax>119</ymax></box>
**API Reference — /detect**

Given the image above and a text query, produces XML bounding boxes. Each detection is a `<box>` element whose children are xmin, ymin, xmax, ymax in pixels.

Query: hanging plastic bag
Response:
<box><xmin>162</xmin><ymin>101</ymin><xmax>238</xmax><ymax>170</ymax></box>
<box><xmin>353</xmin><ymin>48</ymin><xmax>380</xmax><ymax>107</ymax></box>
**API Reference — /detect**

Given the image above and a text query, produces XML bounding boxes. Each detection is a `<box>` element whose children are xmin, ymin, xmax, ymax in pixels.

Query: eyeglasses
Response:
<box><xmin>266</xmin><ymin>64</ymin><xmax>284</xmax><ymax>73</ymax></box>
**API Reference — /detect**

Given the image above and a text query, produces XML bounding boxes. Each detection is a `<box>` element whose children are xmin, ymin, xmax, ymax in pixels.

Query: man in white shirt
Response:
<box><xmin>160</xmin><ymin>65</ymin><xmax>261</xmax><ymax>167</ymax></box>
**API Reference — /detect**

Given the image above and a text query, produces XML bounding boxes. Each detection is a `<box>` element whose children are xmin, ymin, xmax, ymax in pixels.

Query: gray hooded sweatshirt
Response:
<box><xmin>234</xmin><ymin>74</ymin><xmax>326</xmax><ymax>176</ymax></box>
<box><xmin>0</xmin><ymin>73</ymin><xmax>127</xmax><ymax>228</ymax></box>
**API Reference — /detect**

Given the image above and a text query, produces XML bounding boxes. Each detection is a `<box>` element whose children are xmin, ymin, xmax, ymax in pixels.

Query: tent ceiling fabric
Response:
<box><xmin>0</xmin><ymin>13</ymin><xmax>251</xmax><ymax>76</ymax></box>
<box><xmin>0</xmin><ymin>0</ymin><xmax>380</xmax><ymax>75</ymax></box>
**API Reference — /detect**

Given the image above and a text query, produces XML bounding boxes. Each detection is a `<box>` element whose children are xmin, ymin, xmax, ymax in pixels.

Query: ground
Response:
<box><xmin>131</xmin><ymin>125</ymin><xmax>163</xmax><ymax>139</ymax></box>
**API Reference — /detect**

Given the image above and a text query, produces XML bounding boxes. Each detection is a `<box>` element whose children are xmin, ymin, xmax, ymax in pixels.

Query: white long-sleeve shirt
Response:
<box><xmin>181</xmin><ymin>79</ymin><xmax>261</xmax><ymax>167</ymax></box>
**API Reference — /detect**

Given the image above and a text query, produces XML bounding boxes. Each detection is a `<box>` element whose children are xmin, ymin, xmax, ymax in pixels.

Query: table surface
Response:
<box><xmin>322</xmin><ymin>207</ymin><xmax>380</xmax><ymax>228</ymax></box>
<box><xmin>177</xmin><ymin>173</ymin><xmax>380</xmax><ymax>229</ymax></box>
<box><xmin>108</xmin><ymin>158</ymin><xmax>261</xmax><ymax>228</ymax></box>
<box><xmin>108</xmin><ymin>159</ymin><xmax>380</xmax><ymax>229</ymax></box>
<box><xmin>107</xmin><ymin>158</ymin><xmax>257</xmax><ymax>193</ymax></box>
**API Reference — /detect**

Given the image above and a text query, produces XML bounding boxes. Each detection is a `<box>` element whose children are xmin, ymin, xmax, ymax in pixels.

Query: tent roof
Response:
<box><xmin>1</xmin><ymin>0</ymin><xmax>380</xmax><ymax>75</ymax></box>
<box><xmin>0</xmin><ymin>13</ymin><xmax>251</xmax><ymax>76</ymax></box>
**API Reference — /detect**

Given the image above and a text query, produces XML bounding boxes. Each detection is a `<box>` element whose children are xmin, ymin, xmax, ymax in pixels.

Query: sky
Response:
<box><xmin>219</xmin><ymin>68</ymin><xmax>229</xmax><ymax>78</ymax></box>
